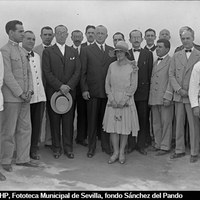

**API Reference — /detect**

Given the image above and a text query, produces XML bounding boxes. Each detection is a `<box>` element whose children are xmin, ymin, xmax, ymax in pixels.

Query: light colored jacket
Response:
<box><xmin>28</xmin><ymin>52</ymin><xmax>46</xmax><ymax>104</ymax></box>
<box><xmin>189</xmin><ymin>61</ymin><xmax>200</xmax><ymax>108</ymax></box>
<box><xmin>149</xmin><ymin>55</ymin><xmax>173</xmax><ymax>105</ymax></box>
<box><xmin>0</xmin><ymin>40</ymin><xmax>33</xmax><ymax>102</ymax></box>
<box><xmin>169</xmin><ymin>48</ymin><xmax>200</xmax><ymax>103</ymax></box>
<box><xmin>0</xmin><ymin>52</ymin><xmax>4</xmax><ymax>111</ymax></box>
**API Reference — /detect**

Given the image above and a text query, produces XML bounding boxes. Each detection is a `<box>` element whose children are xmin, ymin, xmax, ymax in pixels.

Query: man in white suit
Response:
<box><xmin>22</xmin><ymin>31</ymin><xmax>46</xmax><ymax>160</ymax></box>
<box><xmin>149</xmin><ymin>39</ymin><xmax>173</xmax><ymax>156</ymax></box>
<box><xmin>34</xmin><ymin>26</ymin><xmax>54</xmax><ymax>148</ymax></box>
<box><xmin>169</xmin><ymin>27</ymin><xmax>200</xmax><ymax>163</ymax></box>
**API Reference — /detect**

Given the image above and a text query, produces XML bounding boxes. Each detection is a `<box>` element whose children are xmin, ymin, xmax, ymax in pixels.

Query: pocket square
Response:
<box><xmin>70</xmin><ymin>57</ymin><xmax>75</xmax><ymax>60</ymax></box>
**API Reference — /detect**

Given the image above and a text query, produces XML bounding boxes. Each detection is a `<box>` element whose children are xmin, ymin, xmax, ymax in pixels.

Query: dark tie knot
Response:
<box><xmin>157</xmin><ymin>57</ymin><xmax>163</xmax><ymax>61</ymax></box>
<box><xmin>185</xmin><ymin>49</ymin><xmax>192</xmax><ymax>53</ymax></box>
<box><xmin>28</xmin><ymin>51</ymin><xmax>34</xmax><ymax>57</ymax></box>
<box><xmin>133</xmin><ymin>49</ymin><xmax>141</xmax><ymax>52</ymax></box>
<box><xmin>44</xmin><ymin>46</ymin><xmax>48</xmax><ymax>49</ymax></box>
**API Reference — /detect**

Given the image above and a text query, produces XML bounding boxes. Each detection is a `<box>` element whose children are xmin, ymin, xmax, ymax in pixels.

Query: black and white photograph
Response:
<box><xmin>0</xmin><ymin>0</ymin><xmax>200</xmax><ymax>193</ymax></box>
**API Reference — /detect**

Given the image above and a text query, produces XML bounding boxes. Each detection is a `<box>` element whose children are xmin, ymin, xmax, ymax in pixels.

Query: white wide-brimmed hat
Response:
<box><xmin>50</xmin><ymin>91</ymin><xmax>72</xmax><ymax>114</ymax></box>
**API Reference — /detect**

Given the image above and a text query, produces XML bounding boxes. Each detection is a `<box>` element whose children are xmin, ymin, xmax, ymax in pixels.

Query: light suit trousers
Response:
<box><xmin>174</xmin><ymin>102</ymin><xmax>199</xmax><ymax>156</ymax></box>
<box><xmin>0</xmin><ymin>102</ymin><xmax>31</xmax><ymax>164</ymax></box>
<box><xmin>152</xmin><ymin>104</ymin><xmax>173</xmax><ymax>150</ymax></box>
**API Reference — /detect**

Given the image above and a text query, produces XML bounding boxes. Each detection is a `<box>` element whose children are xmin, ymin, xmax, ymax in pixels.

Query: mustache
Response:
<box><xmin>74</xmin><ymin>40</ymin><xmax>81</xmax><ymax>43</ymax></box>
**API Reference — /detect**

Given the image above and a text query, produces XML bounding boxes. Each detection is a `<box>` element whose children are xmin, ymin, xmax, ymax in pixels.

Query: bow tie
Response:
<box><xmin>185</xmin><ymin>49</ymin><xmax>192</xmax><ymax>53</ymax></box>
<box><xmin>133</xmin><ymin>49</ymin><xmax>141</xmax><ymax>52</ymax></box>
<box><xmin>157</xmin><ymin>57</ymin><xmax>163</xmax><ymax>61</ymax></box>
<box><xmin>28</xmin><ymin>51</ymin><xmax>34</xmax><ymax>57</ymax></box>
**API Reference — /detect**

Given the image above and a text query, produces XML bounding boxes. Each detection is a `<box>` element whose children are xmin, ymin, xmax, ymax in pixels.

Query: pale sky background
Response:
<box><xmin>0</xmin><ymin>0</ymin><xmax>200</xmax><ymax>53</ymax></box>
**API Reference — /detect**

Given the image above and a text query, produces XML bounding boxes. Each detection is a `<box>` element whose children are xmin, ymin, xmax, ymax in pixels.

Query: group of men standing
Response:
<box><xmin>0</xmin><ymin>19</ymin><xmax>200</xmax><ymax>181</ymax></box>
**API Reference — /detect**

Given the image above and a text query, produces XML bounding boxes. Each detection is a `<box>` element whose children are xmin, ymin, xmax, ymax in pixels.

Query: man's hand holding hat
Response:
<box><xmin>60</xmin><ymin>84</ymin><xmax>71</xmax><ymax>95</ymax></box>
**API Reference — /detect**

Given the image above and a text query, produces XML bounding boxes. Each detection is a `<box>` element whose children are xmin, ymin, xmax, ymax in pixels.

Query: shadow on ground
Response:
<box><xmin>1</xmin><ymin>141</ymin><xmax>200</xmax><ymax>190</ymax></box>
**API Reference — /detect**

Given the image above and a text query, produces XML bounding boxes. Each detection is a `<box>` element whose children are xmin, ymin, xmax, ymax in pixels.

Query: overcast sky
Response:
<box><xmin>0</xmin><ymin>0</ymin><xmax>199</xmax><ymax>52</ymax></box>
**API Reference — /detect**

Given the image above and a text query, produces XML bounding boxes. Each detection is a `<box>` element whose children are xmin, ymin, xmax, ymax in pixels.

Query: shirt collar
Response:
<box><xmin>56</xmin><ymin>42</ymin><xmax>65</xmax><ymax>49</ymax></box>
<box><xmin>184</xmin><ymin>47</ymin><xmax>194</xmax><ymax>52</ymax></box>
<box><xmin>158</xmin><ymin>54</ymin><xmax>168</xmax><ymax>60</ymax></box>
<box><xmin>87</xmin><ymin>41</ymin><xmax>95</xmax><ymax>46</ymax></box>
<box><xmin>96</xmin><ymin>42</ymin><xmax>105</xmax><ymax>50</ymax></box>
<box><xmin>9</xmin><ymin>39</ymin><xmax>19</xmax><ymax>46</ymax></box>
<box><xmin>42</xmin><ymin>44</ymin><xmax>52</xmax><ymax>48</ymax></box>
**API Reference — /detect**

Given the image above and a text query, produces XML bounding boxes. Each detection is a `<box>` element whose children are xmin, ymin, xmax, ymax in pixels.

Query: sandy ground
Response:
<box><xmin>0</xmin><ymin>140</ymin><xmax>200</xmax><ymax>191</ymax></box>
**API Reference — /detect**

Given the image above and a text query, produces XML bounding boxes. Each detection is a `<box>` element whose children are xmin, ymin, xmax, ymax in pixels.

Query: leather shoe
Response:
<box><xmin>0</xmin><ymin>172</ymin><xmax>6</xmax><ymax>181</ymax></box>
<box><xmin>30</xmin><ymin>152</ymin><xmax>40</xmax><ymax>160</ymax></box>
<box><xmin>53</xmin><ymin>151</ymin><xmax>61</xmax><ymax>159</ymax></box>
<box><xmin>76</xmin><ymin>140</ymin><xmax>88</xmax><ymax>147</ymax></box>
<box><xmin>155</xmin><ymin>150</ymin><xmax>170</xmax><ymax>156</ymax></box>
<box><xmin>65</xmin><ymin>152</ymin><xmax>74</xmax><ymax>159</ymax></box>
<box><xmin>137</xmin><ymin>148</ymin><xmax>147</xmax><ymax>155</ymax></box>
<box><xmin>16</xmin><ymin>161</ymin><xmax>38</xmax><ymax>167</ymax></box>
<box><xmin>2</xmin><ymin>164</ymin><xmax>13</xmax><ymax>172</ymax></box>
<box><xmin>87</xmin><ymin>150</ymin><xmax>95</xmax><ymax>158</ymax></box>
<box><xmin>190</xmin><ymin>155</ymin><xmax>198</xmax><ymax>163</ymax></box>
<box><xmin>170</xmin><ymin>152</ymin><xmax>185</xmax><ymax>159</ymax></box>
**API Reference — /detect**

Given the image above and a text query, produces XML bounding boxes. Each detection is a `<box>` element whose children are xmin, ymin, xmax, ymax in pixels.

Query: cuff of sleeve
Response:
<box><xmin>163</xmin><ymin>91</ymin><xmax>173</xmax><ymax>101</ymax></box>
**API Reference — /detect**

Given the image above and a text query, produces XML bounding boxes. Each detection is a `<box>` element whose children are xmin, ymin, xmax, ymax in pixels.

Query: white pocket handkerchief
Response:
<box><xmin>70</xmin><ymin>57</ymin><xmax>75</xmax><ymax>60</ymax></box>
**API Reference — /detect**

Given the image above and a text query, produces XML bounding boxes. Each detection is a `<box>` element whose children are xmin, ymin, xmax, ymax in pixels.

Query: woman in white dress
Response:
<box><xmin>103</xmin><ymin>41</ymin><xmax>139</xmax><ymax>164</ymax></box>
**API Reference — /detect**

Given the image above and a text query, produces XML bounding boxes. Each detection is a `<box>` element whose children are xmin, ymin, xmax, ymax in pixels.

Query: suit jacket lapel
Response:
<box><xmin>52</xmin><ymin>44</ymin><xmax>64</xmax><ymax>63</ymax></box>
<box><xmin>186</xmin><ymin>48</ymin><xmax>200</xmax><ymax>71</ymax></box>
<box><xmin>128</xmin><ymin>49</ymin><xmax>135</xmax><ymax>61</ymax></box>
<box><xmin>92</xmin><ymin>43</ymin><xmax>104</xmax><ymax>61</ymax></box>
<box><xmin>152</xmin><ymin>55</ymin><xmax>169</xmax><ymax>75</ymax></box>
<box><xmin>177</xmin><ymin>50</ymin><xmax>187</xmax><ymax>67</ymax></box>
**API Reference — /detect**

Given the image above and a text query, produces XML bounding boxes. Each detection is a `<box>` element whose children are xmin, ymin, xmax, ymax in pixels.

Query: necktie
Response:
<box><xmin>133</xmin><ymin>49</ymin><xmax>141</xmax><ymax>52</ymax></box>
<box><xmin>157</xmin><ymin>57</ymin><xmax>163</xmax><ymax>61</ymax></box>
<box><xmin>44</xmin><ymin>46</ymin><xmax>48</xmax><ymax>49</ymax></box>
<box><xmin>100</xmin><ymin>45</ymin><xmax>104</xmax><ymax>53</ymax></box>
<box><xmin>185</xmin><ymin>49</ymin><xmax>192</xmax><ymax>53</ymax></box>
<box><xmin>28</xmin><ymin>51</ymin><xmax>34</xmax><ymax>57</ymax></box>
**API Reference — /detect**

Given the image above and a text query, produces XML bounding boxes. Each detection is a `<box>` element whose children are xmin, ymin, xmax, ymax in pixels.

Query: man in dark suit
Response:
<box><xmin>74</xmin><ymin>26</ymin><xmax>96</xmax><ymax>147</ymax></box>
<box><xmin>42</xmin><ymin>25</ymin><xmax>81</xmax><ymax>159</ymax></box>
<box><xmin>80</xmin><ymin>25</ymin><xmax>115</xmax><ymax>158</ymax></box>
<box><xmin>127</xmin><ymin>29</ymin><xmax>153</xmax><ymax>155</ymax></box>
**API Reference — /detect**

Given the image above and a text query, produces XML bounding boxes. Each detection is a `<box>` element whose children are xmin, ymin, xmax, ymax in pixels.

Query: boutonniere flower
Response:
<box><xmin>129</xmin><ymin>60</ymin><xmax>138</xmax><ymax>73</ymax></box>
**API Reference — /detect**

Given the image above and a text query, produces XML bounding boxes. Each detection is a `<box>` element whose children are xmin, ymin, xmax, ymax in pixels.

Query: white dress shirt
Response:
<box><xmin>28</xmin><ymin>52</ymin><xmax>46</xmax><ymax>104</ymax></box>
<box><xmin>132</xmin><ymin>48</ymin><xmax>141</xmax><ymax>63</ymax></box>
<box><xmin>96</xmin><ymin>43</ymin><xmax>105</xmax><ymax>51</ymax></box>
<box><xmin>56</xmin><ymin>43</ymin><xmax>65</xmax><ymax>56</ymax></box>
<box><xmin>189</xmin><ymin>61</ymin><xmax>200</xmax><ymax>108</ymax></box>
